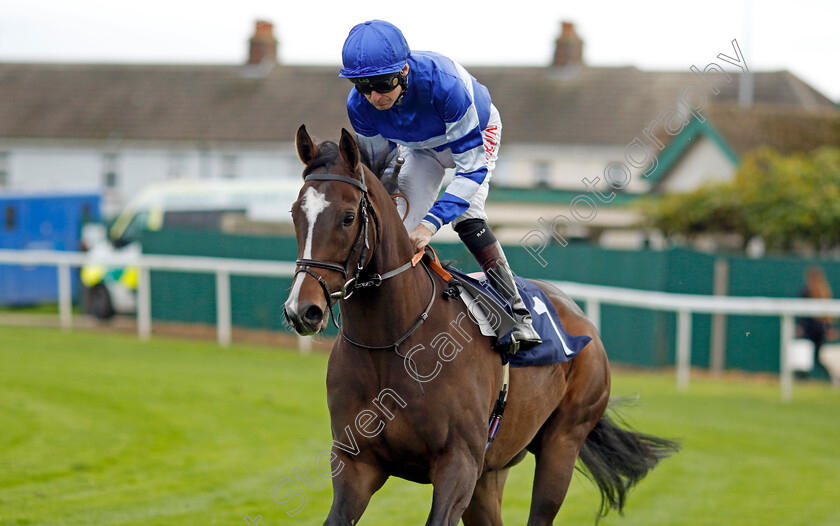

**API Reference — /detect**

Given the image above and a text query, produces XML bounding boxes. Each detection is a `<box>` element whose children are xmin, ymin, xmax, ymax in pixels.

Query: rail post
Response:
<box><xmin>676</xmin><ymin>310</ymin><xmax>692</xmax><ymax>392</ymax></box>
<box><xmin>216</xmin><ymin>269</ymin><xmax>232</xmax><ymax>347</ymax></box>
<box><xmin>585</xmin><ymin>298</ymin><xmax>601</xmax><ymax>335</ymax></box>
<box><xmin>780</xmin><ymin>314</ymin><xmax>795</xmax><ymax>403</ymax></box>
<box><xmin>57</xmin><ymin>263</ymin><xmax>73</xmax><ymax>331</ymax></box>
<box><xmin>137</xmin><ymin>266</ymin><xmax>152</xmax><ymax>341</ymax></box>
<box><xmin>298</xmin><ymin>335</ymin><xmax>313</xmax><ymax>354</ymax></box>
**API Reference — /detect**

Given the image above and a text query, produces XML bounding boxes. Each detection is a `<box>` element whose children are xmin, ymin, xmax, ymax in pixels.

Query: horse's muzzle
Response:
<box><xmin>283</xmin><ymin>298</ymin><xmax>326</xmax><ymax>336</ymax></box>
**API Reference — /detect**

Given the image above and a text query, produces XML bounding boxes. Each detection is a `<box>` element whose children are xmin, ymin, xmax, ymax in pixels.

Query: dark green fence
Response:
<box><xmin>139</xmin><ymin>229</ymin><xmax>840</xmax><ymax>373</ymax></box>
<box><xmin>140</xmin><ymin>231</ymin><xmax>300</xmax><ymax>333</ymax></box>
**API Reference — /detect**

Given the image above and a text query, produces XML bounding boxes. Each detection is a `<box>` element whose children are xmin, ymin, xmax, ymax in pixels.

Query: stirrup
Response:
<box><xmin>495</xmin><ymin>322</ymin><xmax>542</xmax><ymax>355</ymax></box>
<box><xmin>510</xmin><ymin>316</ymin><xmax>542</xmax><ymax>349</ymax></box>
<box><xmin>505</xmin><ymin>328</ymin><xmax>541</xmax><ymax>354</ymax></box>
<box><xmin>495</xmin><ymin>336</ymin><xmax>520</xmax><ymax>355</ymax></box>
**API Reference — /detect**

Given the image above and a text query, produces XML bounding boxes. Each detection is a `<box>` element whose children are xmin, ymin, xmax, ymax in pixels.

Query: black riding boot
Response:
<box><xmin>454</xmin><ymin>219</ymin><xmax>542</xmax><ymax>354</ymax></box>
<box><xmin>473</xmin><ymin>241</ymin><xmax>543</xmax><ymax>353</ymax></box>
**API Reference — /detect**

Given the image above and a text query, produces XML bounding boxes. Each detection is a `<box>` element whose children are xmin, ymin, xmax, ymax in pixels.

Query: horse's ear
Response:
<box><xmin>338</xmin><ymin>128</ymin><xmax>362</xmax><ymax>176</ymax></box>
<box><xmin>296</xmin><ymin>124</ymin><xmax>319</xmax><ymax>166</ymax></box>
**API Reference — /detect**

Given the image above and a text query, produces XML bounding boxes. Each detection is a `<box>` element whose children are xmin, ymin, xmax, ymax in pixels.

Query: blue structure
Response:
<box><xmin>0</xmin><ymin>192</ymin><xmax>101</xmax><ymax>306</ymax></box>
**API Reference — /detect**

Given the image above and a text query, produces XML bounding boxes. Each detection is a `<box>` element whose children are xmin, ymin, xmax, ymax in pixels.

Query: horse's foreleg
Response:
<box><xmin>425</xmin><ymin>448</ymin><xmax>482</xmax><ymax>526</ymax></box>
<box><xmin>323</xmin><ymin>453</ymin><xmax>388</xmax><ymax>526</ymax></box>
<box><xmin>461</xmin><ymin>468</ymin><xmax>510</xmax><ymax>526</ymax></box>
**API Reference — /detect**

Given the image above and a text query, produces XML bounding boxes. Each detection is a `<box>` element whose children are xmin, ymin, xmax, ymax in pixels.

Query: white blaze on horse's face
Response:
<box><xmin>300</xmin><ymin>186</ymin><xmax>331</xmax><ymax>260</ymax></box>
<box><xmin>286</xmin><ymin>186</ymin><xmax>331</xmax><ymax>316</ymax></box>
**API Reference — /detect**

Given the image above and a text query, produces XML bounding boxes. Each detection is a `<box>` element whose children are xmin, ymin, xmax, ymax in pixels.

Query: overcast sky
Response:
<box><xmin>1</xmin><ymin>0</ymin><xmax>838</xmax><ymax>101</ymax></box>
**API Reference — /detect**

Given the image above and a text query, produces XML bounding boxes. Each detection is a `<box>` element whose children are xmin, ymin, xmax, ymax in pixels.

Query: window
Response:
<box><xmin>115</xmin><ymin>211</ymin><xmax>149</xmax><ymax>247</ymax></box>
<box><xmin>0</xmin><ymin>152</ymin><xmax>9</xmax><ymax>187</ymax></box>
<box><xmin>104</xmin><ymin>172</ymin><xmax>118</xmax><ymax>188</ymax></box>
<box><xmin>533</xmin><ymin>161</ymin><xmax>551</xmax><ymax>188</ymax></box>
<box><xmin>102</xmin><ymin>153</ymin><xmax>118</xmax><ymax>188</ymax></box>
<box><xmin>221</xmin><ymin>154</ymin><xmax>238</xmax><ymax>179</ymax></box>
<box><xmin>168</xmin><ymin>153</ymin><xmax>187</xmax><ymax>179</ymax></box>
<box><xmin>4</xmin><ymin>206</ymin><xmax>15</xmax><ymax>230</ymax></box>
<box><xmin>81</xmin><ymin>203</ymin><xmax>93</xmax><ymax>223</ymax></box>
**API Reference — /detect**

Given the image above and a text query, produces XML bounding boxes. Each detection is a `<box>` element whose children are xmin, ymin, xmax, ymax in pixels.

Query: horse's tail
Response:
<box><xmin>577</xmin><ymin>400</ymin><xmax>679</xmax><ymax>522</ymax></box>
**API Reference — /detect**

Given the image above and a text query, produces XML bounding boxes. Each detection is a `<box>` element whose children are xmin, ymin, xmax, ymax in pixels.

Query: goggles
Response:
<box><xmin>351</xmin><ymin>73</ymin><xmax>402</xmax><ymax>95</ymax></box>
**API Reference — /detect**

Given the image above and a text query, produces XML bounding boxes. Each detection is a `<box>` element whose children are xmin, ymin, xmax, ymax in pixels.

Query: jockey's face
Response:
<box><xmin>361</xmin><ymin>64</ymin><xmax>409</xmax><ymax>111</ymax></box>
<box><xmin>364</xmin><ymin>85</ymin><xmax>401</xmax><ymax>110</ymax></box>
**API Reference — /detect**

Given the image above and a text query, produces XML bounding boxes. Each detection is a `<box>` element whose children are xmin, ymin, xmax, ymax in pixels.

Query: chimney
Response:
<box><xmin>247</xmin><ymin>20</ymin><xmax>278</xmax><ymax>65</ymax></box>
<box><xmin>552</xmin><ymin>21</ymin><xmax>583</xmax><ymax>67</ymax></box>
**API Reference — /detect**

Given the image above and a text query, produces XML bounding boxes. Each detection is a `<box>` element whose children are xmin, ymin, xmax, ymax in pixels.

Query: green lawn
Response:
<box><xmin>1</xmin><ymin>325</ymin><xmax>838</xmax><ymax>526</ymax></box>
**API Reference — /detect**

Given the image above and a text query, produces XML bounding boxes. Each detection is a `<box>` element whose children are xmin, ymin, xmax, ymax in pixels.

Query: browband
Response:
<box><xmin>304</xmin><ymin>173</ymin><xmax>367</xmax><ymax>193</ymax></box>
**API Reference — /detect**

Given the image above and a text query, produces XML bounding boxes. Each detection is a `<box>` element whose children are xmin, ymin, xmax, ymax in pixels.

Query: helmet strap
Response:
<box><xmin>395</xmin><ymin>71</ymin><xmax>409</xmax><ymax>105</ymax></box>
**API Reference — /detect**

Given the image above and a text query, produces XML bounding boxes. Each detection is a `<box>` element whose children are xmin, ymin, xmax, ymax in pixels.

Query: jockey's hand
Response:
<box><xmin>409</xmin><ymin>224</ymin><xmax>434</xmax><ymax>254</ymax></box>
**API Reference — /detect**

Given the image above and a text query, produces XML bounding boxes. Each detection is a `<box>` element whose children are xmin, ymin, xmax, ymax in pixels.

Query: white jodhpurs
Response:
<box><xmin>395</xmin><ymin>104</ymin><xmax>502</xmax><ymax>232</ymax></box>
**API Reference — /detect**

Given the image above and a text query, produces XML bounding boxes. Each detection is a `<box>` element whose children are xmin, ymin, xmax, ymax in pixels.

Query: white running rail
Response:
<box><xmin>3</xmin><ymin>249</ymin><xmax>840</xmax><ymax>402</ymax></box>
<box><xmin>549</xmin><ymin>280</ymin><xmax>840</xmax><ymax>402</ymax></box>
<box><xmin>0</xmin><ymin>249</ymin><xmax>305</xmax><ymax>352</ymax></box>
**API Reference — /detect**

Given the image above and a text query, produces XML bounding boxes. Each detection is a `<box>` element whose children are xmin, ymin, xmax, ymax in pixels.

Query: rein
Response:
<box><xmin>294</xmin><ymin>171</ymin><xmax>433</xmax><ymax>348</ymax></box>
<box><xmin>340</xmin><ymin>262</ymin><xmax>436</xmax><ymax>352</ymax></box>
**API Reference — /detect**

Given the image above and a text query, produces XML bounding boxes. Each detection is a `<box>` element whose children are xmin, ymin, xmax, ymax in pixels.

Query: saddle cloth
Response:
<box><xmin>446</xmin><ymin>267</ymin><xmax>592</xmax><ymax>368</ymax></box>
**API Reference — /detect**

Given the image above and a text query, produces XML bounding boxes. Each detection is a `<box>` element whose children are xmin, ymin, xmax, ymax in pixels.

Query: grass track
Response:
<box><xmin>1</xmin><ymin>325</ymin><xmax>839</xmax><ymax>525</ymax></box>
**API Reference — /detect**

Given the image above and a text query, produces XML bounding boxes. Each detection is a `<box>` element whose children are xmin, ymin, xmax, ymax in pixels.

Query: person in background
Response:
<box><xmin>337</xmin><ymin>19</ymin><xmax>541</xmax><ymax>353</ymax></box>
<box><xmin>796</xmin><ymin>265</ymin><xmax>838</xmax><ymax>379</ymax></box>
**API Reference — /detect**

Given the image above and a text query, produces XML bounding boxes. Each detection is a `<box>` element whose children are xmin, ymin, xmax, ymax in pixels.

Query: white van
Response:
<box><xmin>81</xmin><ymin>178</ymin><xmax>301</xmax><ymax>318</ymax></box>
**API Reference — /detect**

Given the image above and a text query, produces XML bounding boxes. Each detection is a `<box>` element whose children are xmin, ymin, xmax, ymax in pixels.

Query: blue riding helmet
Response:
<box><xmin>339</xmin><ymin>20</ymin><xmax>411</xmax><ymax>78</ymax></box>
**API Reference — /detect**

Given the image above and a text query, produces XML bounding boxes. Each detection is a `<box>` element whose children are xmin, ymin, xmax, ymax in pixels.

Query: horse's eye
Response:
<box><xmin>342</xmin><ymin>213</ymin><xmax>356</xmax><ymax>226</ymax></box>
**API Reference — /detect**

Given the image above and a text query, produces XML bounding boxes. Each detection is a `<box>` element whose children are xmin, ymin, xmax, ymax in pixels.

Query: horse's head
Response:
<box><xmin>284</xmin><ymin>125</ymin><xmax>379</xmax><ymax>335</ymax></box>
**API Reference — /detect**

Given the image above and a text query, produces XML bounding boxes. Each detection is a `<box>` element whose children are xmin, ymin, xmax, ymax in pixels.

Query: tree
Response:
<box><xmin>639</xmin><ymin>146</ymin><xmax>840</xmax><ymax>252</ymax></box>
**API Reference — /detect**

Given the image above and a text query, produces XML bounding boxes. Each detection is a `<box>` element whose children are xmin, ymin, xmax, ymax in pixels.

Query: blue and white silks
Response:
<box><xmin>347</xmin><ymin>51</ymin><xmax>493</xmax><ymax>231</ymax></box>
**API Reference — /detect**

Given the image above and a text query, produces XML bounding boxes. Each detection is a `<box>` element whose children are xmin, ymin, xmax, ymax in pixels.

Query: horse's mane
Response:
<box><xmin>358</xmin><ymin>146</ymin><xmax>391</xmax><ymax>180</ymax></box>
<box><xmin>302</xmin><ymin>141</ymin><xmax>339</xmax><ymax>176</ymax></box>
<box><xmin>301</xmin><ymin>139</ymin><xmax>389</xmax><ymax>181</ymax></box>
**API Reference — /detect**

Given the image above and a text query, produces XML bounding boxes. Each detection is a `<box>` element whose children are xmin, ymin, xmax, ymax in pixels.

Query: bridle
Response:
<box><xmin>294</xmin><ymin>172</ymin><xmax>379</xmax><ymax>327</ymax></box>
<box><xmin>294</xmin><ymin>172</ymin><xmax>378</xmax><ymax>311</ymax></box>
<box><xmin>293</xmin><ymin>169</ymin><xmax>431</xmax><ymax>337</ymax></box>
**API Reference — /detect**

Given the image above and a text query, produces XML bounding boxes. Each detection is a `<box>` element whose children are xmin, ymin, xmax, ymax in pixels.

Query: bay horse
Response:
<box><xmin>283</xmin><ymin>125</ymin><xmax>677</xmax><ymax>526</ymax></box>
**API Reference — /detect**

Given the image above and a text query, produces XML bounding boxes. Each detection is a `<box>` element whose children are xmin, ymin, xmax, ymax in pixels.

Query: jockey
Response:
<box><xmin>339</xmin><ymin>19</ymin><xmax>541</xmax><ymax>353</ymax></box>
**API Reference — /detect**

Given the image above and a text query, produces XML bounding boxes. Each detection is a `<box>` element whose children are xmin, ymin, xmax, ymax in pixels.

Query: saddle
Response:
<box><xmin>424</xmin><ymin>248</ymin><xmax>592</xmax><ymax>368</ymax></box>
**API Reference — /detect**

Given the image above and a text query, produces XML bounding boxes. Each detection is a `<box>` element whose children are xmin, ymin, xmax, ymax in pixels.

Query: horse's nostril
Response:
<box><xmin>303</xmin><ymin>304</ymin><xmax>323</xmax><ymax>325</ymax></box>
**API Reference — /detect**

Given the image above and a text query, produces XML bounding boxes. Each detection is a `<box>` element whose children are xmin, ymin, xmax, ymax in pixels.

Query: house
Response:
<box><xmin>0</xmin><ymin>20</ymin><xmax>837</xmax><ymax>245</ymax></box>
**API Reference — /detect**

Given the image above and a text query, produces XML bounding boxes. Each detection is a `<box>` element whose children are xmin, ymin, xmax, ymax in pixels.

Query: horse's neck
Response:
<box><xmin>339</xmin><ymin>190</ymin><xmax>434</xmax><ymax>345</ymax></box>
<box><xmin>366</xmin><ymin>180</ymin><xmax>419</xmax><ymax>283</ymax></box>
